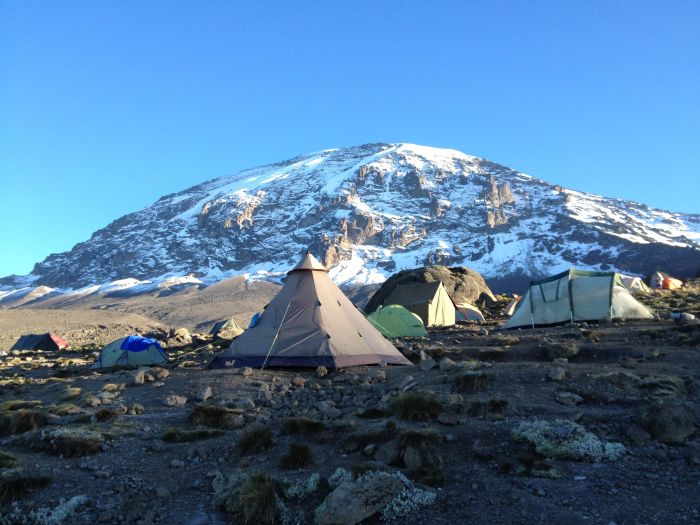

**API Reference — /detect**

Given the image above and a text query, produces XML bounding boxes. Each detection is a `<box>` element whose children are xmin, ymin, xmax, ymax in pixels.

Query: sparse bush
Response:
<box><xmin>0</xmin><ymin>494</ymin><xmax>86</xmax><ymax>524</ymax></box>
<box><xmin>357</xmin><ymin>407</ymin><xmax>390</xmax><ymax>419</ymax></box>
<box><xmin>283</xmin><ymin>417</ymin><xmax>325</xmax><ymax>435</ymax></box>
<box><xmin>0</xmin><ymin>410</ymin><xmax>48</xmax><ymax>436</ymax></box>
<box><xmin>0</xmin><ymin>450</ymin><xmax>17</xmax><ymax>469</ymax></box>
<box><xmin>390</xmin><ymin>392</ymin><xmax>443</xmax><ymax>421</ymax></box>
<box><xmin>48</xmin><ymin>404</ymin><xmax>82</xmax><ymax>417</ymax></box>
<box><xmin>547</xmin><ymin>341</ymin><xmax>579</xmax><ymax>360</ymax></box>
<box><xmin>161</xmin><ymin>427</ymin><xmax>223</xmax><ymax>442</ymax></box>
<box><xmin>454</xmin><ymin>371</ymin><xmax>492</xmax><ymax>393</ymax></box>
<box><xmin>284</xmin><ymin>472</ymin><xmax>321</xmax><ymax>499</ymax></box>
<box><xmin>512</xmin><ymin>419</ymin><xmax>625</xmax><ymax>462</ymax></box>
<box><xmin>190</xmin><ymin>404</ymin><xmax>240</xmax><ymax>429</ymax></box>
<box><xmin>213</xmin><ymin>472</ymin><xmax>284</xmax><ymax>525</ymax></box>
<box><xmin>0</xmin><ymin>400</ymin><xmax>42</xmax><ymax>412</ymax></box>
<box><xmin>0</xmin><ymin>468</ymin><xmax>52</xmax><ymax>504</ymax></box>
<box><xmin>31</xmin><ymin>427</ymin><xmax>104</xmax><ymax>457</ymax></box>
<box><xmin>398</xmin><ymin>429</ymin><xmax>444</xmax><ymax>486</ymax></box>
<box><xmin>279</xmin><ymin>443</ymin><xmax>313</xmax><ymax>469</ymax></box>
<box><xmin>234</xmin><ymin>427</ymin><xmax>273</xmax><ymax>456</ymax></box>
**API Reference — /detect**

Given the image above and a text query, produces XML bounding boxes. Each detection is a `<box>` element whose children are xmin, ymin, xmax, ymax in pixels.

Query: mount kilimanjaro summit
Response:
<box><xmin>2</xmin><ymin>143</ymin><xmax>700</xmax><ymax>301</ymax></box>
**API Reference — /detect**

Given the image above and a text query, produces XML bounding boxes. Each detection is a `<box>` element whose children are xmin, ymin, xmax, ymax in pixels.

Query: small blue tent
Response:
<box><xmin>92</xmin><ymin>336</ymin><xmax>168</xmax><ymax>369</ymax></box>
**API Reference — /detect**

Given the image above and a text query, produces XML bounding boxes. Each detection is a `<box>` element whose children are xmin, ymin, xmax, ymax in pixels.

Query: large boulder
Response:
<box><xmin>315</xmin><ymin>475</ymin><xmax>404</xmax><ymax>525</ymax></box>
<box><xmin>641</xmin><ymin>402</ymin><xmax>696</xmax><ymax>444</ymax></box>
<box><xmin>365</xmin><ymin>266</ymin><xmax>495</xmax><ymax>314</ymax></box>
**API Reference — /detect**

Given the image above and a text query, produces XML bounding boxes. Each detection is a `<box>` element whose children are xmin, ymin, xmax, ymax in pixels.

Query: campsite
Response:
<box><xmin>0</xmin><ymin>257</ymin><xmax>699</xmax><ymax>525</ymax></box>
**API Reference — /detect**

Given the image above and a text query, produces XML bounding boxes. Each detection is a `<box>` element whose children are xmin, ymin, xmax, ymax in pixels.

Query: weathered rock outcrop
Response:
<box><xmin>365</xmin><ymin>265</ymin><xmax>496</xmax><ymax>313</ymax></box>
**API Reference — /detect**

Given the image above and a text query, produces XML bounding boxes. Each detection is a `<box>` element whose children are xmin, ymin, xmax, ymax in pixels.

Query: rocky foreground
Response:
<box><xmin>1</xmin><ymin>291</ymin><xmax>699</xmax><ymax>525</ymax></box>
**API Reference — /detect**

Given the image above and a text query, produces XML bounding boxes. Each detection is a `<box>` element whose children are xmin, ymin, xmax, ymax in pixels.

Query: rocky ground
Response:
<box><xmin>0</xmin><ymin>290</ymin><xmax>699</xmax><ymax>525</ymax></box>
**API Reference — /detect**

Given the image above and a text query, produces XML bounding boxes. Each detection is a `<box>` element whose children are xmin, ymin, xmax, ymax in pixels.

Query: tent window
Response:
<box><xmin>538</xmin><ymin>279</ymin><xmax>561</xmax><ymax>302</ymax></box>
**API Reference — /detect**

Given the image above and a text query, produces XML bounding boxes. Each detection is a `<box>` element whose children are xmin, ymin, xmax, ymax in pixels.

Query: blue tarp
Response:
<box><xmin>120</xmin><ymin>336</ymin><xmax>162</xmax><ymax>352</ymax></box>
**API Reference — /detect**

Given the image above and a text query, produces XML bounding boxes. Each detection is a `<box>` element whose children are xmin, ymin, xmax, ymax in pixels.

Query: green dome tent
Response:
<box><xmin>92</xmin><ymin>336</ymin><xmax>168</xmax><ymax>369</ymax></box>
<box><xmin>367</xmin><ymin>305</ymin><xmax>427</xmax><ymax>338</ymax></box>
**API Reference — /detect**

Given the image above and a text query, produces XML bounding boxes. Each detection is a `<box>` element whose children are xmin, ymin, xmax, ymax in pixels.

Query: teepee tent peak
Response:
<box><xmin>209</xmin><ymin>254</ymin><xmax>411</xmax><ymax>369</ymax></box>
<box><xmin>290</xmin><ymin>252</ymin><xmax>327</xmax><ymax>273</ymax></box>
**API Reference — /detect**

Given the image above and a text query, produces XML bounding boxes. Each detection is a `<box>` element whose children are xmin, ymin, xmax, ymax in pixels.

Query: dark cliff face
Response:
<box><xmin>3</xmin><ymin>143</ymin><xmax>699</xmax><ymax>292</ymax></box>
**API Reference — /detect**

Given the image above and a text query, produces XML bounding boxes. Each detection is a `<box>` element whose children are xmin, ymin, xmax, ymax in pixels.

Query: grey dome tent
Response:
<box><xmin>208</xmin><ymin>253</ymin><xmax>412</xmax><ymax>369</ymax></box>
<box><xmin>503</xmin><ymin>269</ymin><xmax>654</xmax><ymax>329</ymax></box>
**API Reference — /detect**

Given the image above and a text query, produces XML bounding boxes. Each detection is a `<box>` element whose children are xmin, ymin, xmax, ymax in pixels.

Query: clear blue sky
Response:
<box><xmin>1</xmin><ymin>1</ymin><xmax>699</xmax><ymax>277</ymax></box>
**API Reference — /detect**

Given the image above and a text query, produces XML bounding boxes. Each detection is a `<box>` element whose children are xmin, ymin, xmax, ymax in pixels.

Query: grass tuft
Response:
<box><xmin>390</xmin><ymin>392</ymin><xmax>443</xmax><ymax>421</ymax></box>
<box><xmin>190</xmin><ymin>404</ymin><xmax>240</xmax><ymax>429</ymax></box>
<box><xmin>282</xmin><ymin>417</ymin><xmax>326</xmax><ymax>434</ymax></box>
<box><xmin>232</xmin><ymin>473</ymin><xmax>281</xmax><ymax>525</ymax></box>
<box><xmin>234</xmin><ymin>427</ymin><xmax>273</xmax><ymax>456</ymax></box>
<box><xmin>0</xmin><ymin>400</ymin><xmax>42</xmax><ymax>412</ymax></box>
<box><xmin>161</xmin><ymin>427</ymin><xmax>223</xmax><ymax>442</ymax></box>
<box><xmin>0</xmin><ymin>450</ymin><xmax>18</xmax><ymax>469</ymax></box>
<box><xmin>279</xmin><ymin>443</ymin><xmax>313</xmax><ymax>469</ymax></box>
<box><xmin>0</xmin><ymin>469</ymin><xmax>52</xmax><ymax>504</ymax></box>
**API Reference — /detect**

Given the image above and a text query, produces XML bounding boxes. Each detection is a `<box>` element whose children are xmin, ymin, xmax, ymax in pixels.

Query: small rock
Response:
<box><xmin>363</xmin><ymin>444</ymin><xmax>376</xmax><ymax>456</ymax></box>
<box><xmin>94</xmin><ymin>470</ymin><xmax>111</xmax><ymax>479</ymax></box>
<box><xmin>549</xmin><ymin>367</ymin><xmax>566</xmax><ymax>381</ymax></box>
<box><xmin>152</xmin><ymin>367</ymin><xmax>170</xmax><ymax>380</ymax></box>
<box><xmin>439</xmin><ymin>357</ymin><xmax>456</xmax><ymax>371</ymax></box>
<box><xmin>170</xmin><ymin>459</ymin><xmax>185</xmax><ymax>468</ymax></box>
<box><xmin>315</xmin><ymin>475</ymin><xmax>404</xmax><ymax>525</ymax></box>
<box><xmin>316</xmin><ymin>366</ymin><xmax>328</xmax><ymax>378</ymax></box>
<box><xmin>241</xmin><ymin>367</ymin><xmax>253</xmax><ymax>377</ymax></box>
<box><xmin>292</xmin><ymin>376</ymin><xmax>305</xmax><ymax>388</ymax></box>
<box><xmin>131</xmin><ymin>369</ymin><xmax>146</xmax><ymax>385</ymax></box>
<box><xmin>103</xmin><ymin>383</ymin><xmax>125</xmax><ymax>392</ymax></box>
<box><xmin>83</xmin><ymin>395</ymin><xmax>102</xmax><ymax>407</ymax></box>
<box><xmin>129</xmin><ymin>403</ymin><xmax>145</xmax><ymax>415</ymax></box>
<box><xmin>555</xmin><ymin>392</ymin><xmax>583</xmax><ymax>406</ymax></box>
<box><xmin>163</xmin><ymin>395</ymin><xmax>187</xmax><ymax>407</ymax></box>
<box><xmin>62</xmin><ymin>387</ymin><xmax>82</xmax><ymax>400</ymax></box>
<box><xmin>419</xmin><ymin>350</ymin><xmax>436</xmax><ymax>371</ymax></box>
<box><xmin>198</xmin><ymin>386</ymin><xmax>213</xmax><ymax>401</ymax></box>
<box><xmin>437</xmin><ymin>412</ymin><xmax>459</xmax><ymax>426</ymax></box>
<box><xmin>626</xmin><ymin>424</ymin><xmax>651</xmax><ymax>445</ymax></box>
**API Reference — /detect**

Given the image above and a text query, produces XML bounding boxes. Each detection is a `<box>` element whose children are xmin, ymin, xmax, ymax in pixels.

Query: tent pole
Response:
<box><xmin>260</xmin><ymin>300</ymin><xmax>292</xmax><ymax>372</ymax></box>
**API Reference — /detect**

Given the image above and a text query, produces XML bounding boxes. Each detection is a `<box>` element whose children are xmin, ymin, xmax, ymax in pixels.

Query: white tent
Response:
<box><xmin>503</xmin><ymin>269</ymin><xmax>654</xmax><ymax>329</ymax></box>
<box><xmin>619</xmin><ymin>274</ymin><xmax>650</xmax><ymax>293</ymax></box>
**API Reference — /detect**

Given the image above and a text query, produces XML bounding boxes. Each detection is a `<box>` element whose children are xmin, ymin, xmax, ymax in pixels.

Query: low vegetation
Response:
<box><xmin>390</xmin><ymin>392</ymin><xmax>443</xmax><ymax>421</ymax></box>
<box><xmin>30</xmin><ymin>427</ymin><xmax>104</xmax><ymax>457</ymax></box>
<box><xmin>0</xmin><ymin>468</ymin><xmax>52</xmax><ymax>505</ymax></box>
<box><xmin>282</xmin><ymin>416</ymin><xmax>326</xmax><ymax>434</ymax></box>
<box><xmin>512</xmin><ymin>419</ymin><xmax>626</xmax><ymax>462</ymax></box>
<box><xmin>234</xmin><ymin>427</ymin><xmax>273</xmax><ymax>456</ymax></box>
<box><xmin>189</xmin><ymin>403</ymin><xmax>241</xmax><ymax>429</ymax></box>
<box><xmin>279</xmin><ymin>443</ymin><xmax>313</xmax><ymax>469</ymax></box>
<box><xmin>161</xmin><ymin>427</ymin><xmax>223</xmax><ymax>442</ymax></box>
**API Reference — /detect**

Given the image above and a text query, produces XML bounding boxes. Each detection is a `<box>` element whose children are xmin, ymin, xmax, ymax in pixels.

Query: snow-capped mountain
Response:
<box><xmin>2</xmin><ymin>143</ymin><xmax>700</xmax><ymax>302</ymax></box>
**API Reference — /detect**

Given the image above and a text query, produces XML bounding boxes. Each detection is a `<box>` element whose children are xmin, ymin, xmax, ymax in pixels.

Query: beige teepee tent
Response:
<box><xmin>503</xmin><ymin>269</ymin><xmax>653</xmax><ymax>329</ymax></box>
<box><xmin>208</xmin><ymin>253</ymin><xmax>412</xmax><ymax>369</ymax></box>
